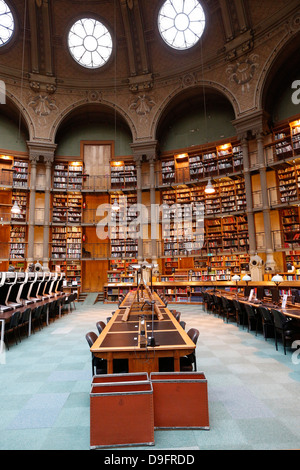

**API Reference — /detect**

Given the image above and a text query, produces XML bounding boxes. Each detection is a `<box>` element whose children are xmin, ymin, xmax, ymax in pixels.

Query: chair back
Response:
<box><xmin>21</xmin><ymin>308</ymin><xmax>31</xmax><ymax>323</ymax></box>
<box><xmin>10</xmin><ymin>311</ymin><xmax>20</xmax><ymax>328</ymax></box>
<box><xmin>258</xmin><ymin>306</ymin><xmax>273</xmax><ymax>323</ymax></box>
<box><xmin>187</xmin><ymin>328</ymin><xmax>200</xmax><ymax>345</ymax></box>
<box><xmin>244</xmin><ymin>303</ymin><xmax>255</xmax><ymax>318</ymax></box>
<box><xmin>86</xmin><ymin>331</ymin><xmax>98</xmax><ymax>347</ymax></box>
<box><xmin>271</xmin><ymin>309</ymin><xmax>287</xmax><ymax>329</ymax></box>
<box><xmin>96</xmin><ymin>321</ymin><xmax>106</xmax><ymax>334</ymax></box>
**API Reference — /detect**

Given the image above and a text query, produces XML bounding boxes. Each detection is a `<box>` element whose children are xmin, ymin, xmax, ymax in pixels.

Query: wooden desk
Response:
<box><xmin>0</xmin><ymin>293</ymin><xmax>66</xmax><ymax>351</ymax></box>
<box><xmin>91</xmin><ymin>290</ymin><xmax>195</xmax><ymax>374</ymax></box>
<box><xmin>211</xmin><ymin>291</ymin><xmax>300</xmax><ymax>321</ymax></box>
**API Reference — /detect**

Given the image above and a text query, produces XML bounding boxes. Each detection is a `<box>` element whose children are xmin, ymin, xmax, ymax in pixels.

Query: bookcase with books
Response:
<box><xmin>277</xmin><ymin>163</ymin><xmax>300</xmax><ymax>204</ymax></box>
<box><xmin>9</xmin><ymin>225</ymin><xmax>26</xmax><ymax>262</ymax></box>
<box><xmin>110</xmin><ymin>161</ymin><xmax>137</xmax><ymax>189</ymax></box>
<box><xmin>160</xmin><ymin>142</ymin><xmax>243</xmax><ymax>184</ymax></box>
<box><xmin>109</xmin><ymin>193</ymin><xmax>138</xmax><ymax>260</ymax></box>
<box><xmin>280</xmin><ymin>207</ymin><xmax>300</xmax><ymax>249</ymax></box>
<box><xmin>12</xmin><ymin>159</ymin><xmax>29</xmax><ymax>189</ymax></box>
<box><xmin>53</xmin><ymin>162</ymin><xmax>83</xmax><ymax>190</ymax></box>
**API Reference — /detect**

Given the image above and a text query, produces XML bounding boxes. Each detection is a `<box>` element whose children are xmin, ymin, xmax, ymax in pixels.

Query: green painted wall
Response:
<box><xmin>55</xmin><ymin>122</ymin><xmax>133</xmax><ymax>157</ymax></box>
<box><xmin>0</xmin><ymin>114</ymin><xmax>28</xmax><ymax>152</ymax></box>
<box><xmin>159</xmin><ymin>103</ymin><xmax>236</xmax><ymax>151</ymax></box>
<box><xmin>273</xmin><ymin>83</ymin><xmax>300</xmax><ymax>123</ymax></box>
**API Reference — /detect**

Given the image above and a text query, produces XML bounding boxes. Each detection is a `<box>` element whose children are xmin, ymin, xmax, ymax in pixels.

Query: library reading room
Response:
<box><xmin>0</xmin><ymin>0</ymin><xmax>300</xmax><ymax>453</ymax></box>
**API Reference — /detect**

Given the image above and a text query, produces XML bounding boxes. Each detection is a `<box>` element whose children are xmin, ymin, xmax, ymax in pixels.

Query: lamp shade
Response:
<box><xmin>112</xmin><ymin>199</ymin><xmax>119</xmax><ymax>211</ymax></box>
<box><xmin>205</xmin><ymin>179</ymin><xmax>215</xmax><ymax>194</ymax></box>
<box><xmin>232</xmin><ymin>275</ymin><xmax>240</xmax><ymax>281</ymax></box>
<box><xmin>242</xmin><ymin>274</ymin><xmax>251</xmax><ymax>282</ymax></box>
<box><xmin>271</xmin><ymin>274</ymin><xmax>283</xmax><ymax>283</ymax></box>
<box><xmin>11</xmin><ymin>201</ymin><xmax>21</xmax><ymax>214</ymax></box>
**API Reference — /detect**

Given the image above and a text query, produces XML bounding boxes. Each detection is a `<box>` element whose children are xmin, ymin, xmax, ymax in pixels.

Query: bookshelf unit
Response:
<box><xmin>11</xmin><ymin>190</ymin><xmax>28</xmax><ymax>223</ymax></box>
<box><xmin>9</xmin><ymin>225</ymin><xmax>26</xmax><ymax>261</ymax></box>
<box><xmin>52</xmin><ymin>193</ymin><xmax>82</xmax><ymax>224</ymax></box>
<box><xmin>12</xmin><ymin>159</ymin><xmax>29</xmax><ymax>189</ymax></box>
<box><xmin>53</xmin><ymin>162</ymin><xmax>83</xmax><ymax>190</ymax></box>
<box><xmin>280</xmin><ymin>207</ymin><xmax>300</xmax><ymax>250</ymax></box>
<box><xmin>277</xmin><ymin>163</ymin><xmax>300</xmax><ymax>204</ymax></box>
<box><xmin>109</xmin><ymin>193</ymin><xmax>138</xmax><ymax>260</ymax></box>
<box><xmin>110</xmin><ymin>161</ymin><xmax>137</xmax><ymax>189</ymax></box>
<box><xmin>160</xmin><ymin>142</ymin><xmax>243</xmax><ymax>185</ymax></box>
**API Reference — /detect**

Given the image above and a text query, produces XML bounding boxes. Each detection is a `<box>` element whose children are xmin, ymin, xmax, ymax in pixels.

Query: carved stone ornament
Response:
<box><xmin>87</xmin><ymin>90</ymin><xmax>102</xmax><ymax>102</ymax></box>
<box><xmin>28</xmin><ymin>94</ymin><xmax>58</xmax><ymax>116</ymax></box>
<box><xmin>226</xmin><ymin>53</ymin><xmax>259</xmax><ymax>92</ymax></box>
<box><xmin>129</xmin><ymin>94</ymin><xmax>155</xmax><ymax>117</ymax></box>
<box><xmin>181</xmin><ymin>73</ymin><xmax>196</xmax><ymax>87</ymax></box>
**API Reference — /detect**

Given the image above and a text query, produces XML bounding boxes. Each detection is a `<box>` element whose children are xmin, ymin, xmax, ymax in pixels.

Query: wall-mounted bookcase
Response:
<box><xmin>280</xmin><ymin>207</ymin><xmax>300</xmax><ymax>250</ymax></box>
<box><xmin>161</xmin><ymin>142</ymin><xmax>243</xmax><ymax>185</ymax></box>
<box><xmin>277</xmin><ymin>163</ymin><xmax>300</xmax><ymax>204</ymax></box>
<box><xmin>9</xmin><ymin>225</ymin><xmax>26</xmax><ymax>260</ymax></box>
<box><xmin>109</xmin><ymin>193</ymin><xmax>138</xmax><ymax>259</ymax></box>
<box><xmin>53</xmin><ymin>162</ymin><xmax>83</xmax><ymax>190</ymax></box>
<box><xmin>268</xmin><ymin>119</ymin><xmax>300</xmax><ymax>162</ymax></box>
<box><xmin>12</xmin><ymin>159</ymin><xmax>29</xmax><ymax>189</ymax></box>
<box><xmin>110</xmin><ymin>161</ymin><xmax>137</xmax><ymax>189</ymax></box>
<box><xmin>52</xmin><ymin>193</ymin><xmax>82</xmax><ymax>224</ymax></box>
<box><xmin>11</xmin><ymin>190</ymin><xmax>28</xmax><ymax>223</ymax></box>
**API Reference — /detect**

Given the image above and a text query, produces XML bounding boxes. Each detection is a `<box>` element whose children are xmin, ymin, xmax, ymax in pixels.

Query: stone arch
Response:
<box><xmin>151</xmin><ymin>81</ymin><xmax>240</xmax><ymax>143</ymax></box>
<box><xmin>255</xmin><ymin>15</ymin><xmax>300</xmax><ymax>115</ymax></box>
<box><xmin>1</xmin><ymin>90</ymin><xmax>34</xmax><ymax>143</ymax></box>
<box><xmin>50</xmin><ymin>97</ymin><xmax>137</xmax><ymax>145</ymax></box>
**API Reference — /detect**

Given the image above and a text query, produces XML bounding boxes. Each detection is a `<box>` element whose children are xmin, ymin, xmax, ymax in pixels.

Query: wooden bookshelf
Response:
<box><xmin>110</xmin><ymin>161</ymin><xmax>137</xmax><ymax>189</ymax></box>
<box><xmin>12</xmin><ymin>159</ymin><xmax>29</xmax><ymax>189</ymax></box>
<box><xmin>11</xmin><ymin>190</ymin><xmax>28</xmax><ymax>223</ymax></box>
<box><xmin>53</xmin><ymin>162</ymin><xmax>83</xmax><ymax>190</ymax></box>
<box><xmin>277</xmin><ymin>162</ymin><xmax>300</xmax><ymax>204</ymax></box>
<box><xmin>9</xmin><ymin>225</ymin><xmax>26</xmax><ymax>260</ymax></box>
<box><xmin>280</xmin><ymin>207</ymin><xmax>300</xmax><ymax>250</ymax></box>
<box><xmin>161</xmin><ymin>142</ymin><xmax>243</xmax><ymax>185</ymax></box>
<box><xmin>109</xmin><ymin>193</ymin><xmax>138</xmax><ymax>259</ymax></box>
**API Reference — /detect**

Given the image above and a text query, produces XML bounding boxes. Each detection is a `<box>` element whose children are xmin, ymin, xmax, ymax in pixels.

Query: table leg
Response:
<box><xmin>107</xmin><ymin>353</ymin><xmax>114</xmax><ymax>374</ymax></box>
<box><xmin>28</xmin><ymin>310</ymin><xmax>32</xmax><ymax>337</ymax></box>
<box><xmin>0</xmin><ymin>319</ymin><xmax>5</xmax><ymax>355</ymax></box>
<box><xmin>174</xmin><ymin>352</ymin><xmax>180</xmax><ymax>372</ymax></box>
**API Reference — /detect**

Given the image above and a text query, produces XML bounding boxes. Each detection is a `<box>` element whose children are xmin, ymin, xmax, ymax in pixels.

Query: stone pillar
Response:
<box><xmin>43</xmin><ymin>155</ymin><xmax>54</xmax><ymax>269</ymax></box>
<box><xmin>27</xmin><ymin>154</ymin><xmax>39</xmax><ymax>263</ymax></box>
<box><xmin>149</xmin><ymin>154</ymin><xmax>157</xmax><ymax>264</ymax></box>
<box><xmin>240</xmin><ymin>136</ymin><xmax>256</xmax><ymax>256</ymax></box>
<box><xmin>256</xmin><ymin>131</ymin><xmax>277</xmax><ymax>272</ymax></box>
<box><xmin>134</xmin><ymin>155</ymin><xmax>143</xmax><ymax>262</ymax></box>
<box><xmin>27</xmin><ymin>141</ymin><xmax>56</xmax><ymax>270</ymax></box>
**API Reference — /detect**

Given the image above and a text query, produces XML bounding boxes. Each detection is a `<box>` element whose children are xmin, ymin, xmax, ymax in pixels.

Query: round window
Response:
<box><xmin>158</xmin><ymin>0</ymin><xmax>205</xmax><ymax>50</ymax></box>
<box><xmin>0</xmin><ymin>0</ymin><xmax>14</xmax><ymax>47</ymax></box>
<box><xmin>68</xmin><ymin>18</ymin><xmax>113</xmax><ymax>69</ymax></box>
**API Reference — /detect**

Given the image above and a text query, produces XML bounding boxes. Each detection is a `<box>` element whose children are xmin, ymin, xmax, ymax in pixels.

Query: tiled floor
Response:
<box><xmin>0</xmin><ymin>298</ymin><xmax>300</xmax><ymax>450</ymax></box>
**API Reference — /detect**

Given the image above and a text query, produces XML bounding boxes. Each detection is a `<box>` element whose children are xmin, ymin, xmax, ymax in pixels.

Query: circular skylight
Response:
<box><xmin>158</xmin><ymin>0</ymin><xmax>205</xmax><ymax>50</ymax></box>
<box><xmin>0</xmin><ymin>0</ymin><xmax>14</xmax><ymax>47</ymax></box>
<box><xmin>68</xmin><ymin>18</ymin><xmax>113</xmax><ymax>69</ymax></box>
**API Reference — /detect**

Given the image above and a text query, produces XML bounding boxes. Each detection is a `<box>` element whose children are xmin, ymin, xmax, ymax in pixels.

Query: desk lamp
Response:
<box><xmin>232</xmin><ymin>274</ymin><xmax>240</xmax><ymax>298</ymax></box>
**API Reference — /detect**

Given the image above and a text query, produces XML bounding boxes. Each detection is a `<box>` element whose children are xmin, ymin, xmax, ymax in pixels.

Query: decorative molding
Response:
<box><xmin>226</xmin><ymin>53</ymin><xmax>259</xmax><ymax>93</ymax></box>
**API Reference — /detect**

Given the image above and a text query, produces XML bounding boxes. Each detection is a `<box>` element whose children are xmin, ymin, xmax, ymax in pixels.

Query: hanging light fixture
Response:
<box><xmin>112</xmin><ymin>199</ymin><xmax>119</xmax><ymax>211</ymax></box>
<box><xmin>205</xmin><ymin>178</ymin><xmax>215</xmax><ymax>194</ymax></box>
<box><xmin>11</xmin><ymin>201</ymin><xmax>21</xmax><ymax>214</ymax></box>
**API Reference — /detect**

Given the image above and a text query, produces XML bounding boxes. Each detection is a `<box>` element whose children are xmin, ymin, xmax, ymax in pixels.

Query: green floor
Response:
<box><xmin>0</xmin><ymin>297</ymin><xmax>300</xmax><ymax>450</ymax></box>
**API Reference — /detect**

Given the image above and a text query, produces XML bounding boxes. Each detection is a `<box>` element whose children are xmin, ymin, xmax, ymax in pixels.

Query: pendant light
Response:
<box><xmin>11</xmin><ymin>201</ymin><xmax>21</xmax><ymax>214</ymax></box>
<box><xmin>112</xmin><ymin>199</ymin><xmax>119</xmax><ymax>211</ymax></box>
<box><xmin>205</xmin><ymin>178</ymin><xmax>215</xmax><ymax>194</ymax></box>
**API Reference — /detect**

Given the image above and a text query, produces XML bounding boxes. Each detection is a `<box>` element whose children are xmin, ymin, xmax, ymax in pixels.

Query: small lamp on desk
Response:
<box><xmin>271</xmin><ymin>274</ymin><xmax>283</xmax><ymax>287</ymax></box>
<box><xmin>232</xmin><ymin>274</ymin><xmax>240</xmax><ymax>298</ymax></box>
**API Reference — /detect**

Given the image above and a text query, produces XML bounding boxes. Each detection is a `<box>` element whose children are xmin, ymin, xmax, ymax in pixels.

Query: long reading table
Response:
<box><xmin>90</xmin><ymin>286</ymin><xmax>195</xmax><ymax>374</ymax></box>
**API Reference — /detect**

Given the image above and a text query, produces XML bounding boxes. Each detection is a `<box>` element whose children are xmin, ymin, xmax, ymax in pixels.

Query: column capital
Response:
<box><xmin>27</xmin><ymin>141</ymin><xmax>56</xmax><ymax>165</ymax></box>
<box><xmin>130</xmin><ymin>140</ymin><xmax>158</xmax><ymax>163</ymax></box>
<box><xmin>232</xmin><ymin>110</ymin><xmax>270</xmax><ymax>140</ymax></box>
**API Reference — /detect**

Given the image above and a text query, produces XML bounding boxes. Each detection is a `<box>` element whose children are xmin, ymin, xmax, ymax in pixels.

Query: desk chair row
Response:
<box><xmin>4</xmin><ymin>293</ymin><xmax>76</xmax><ymax>350</ymax></box>
<box><xmin>202</xmin><ymin>292</ymin><xmax>300</xmax><ymax>355</ymax></box>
